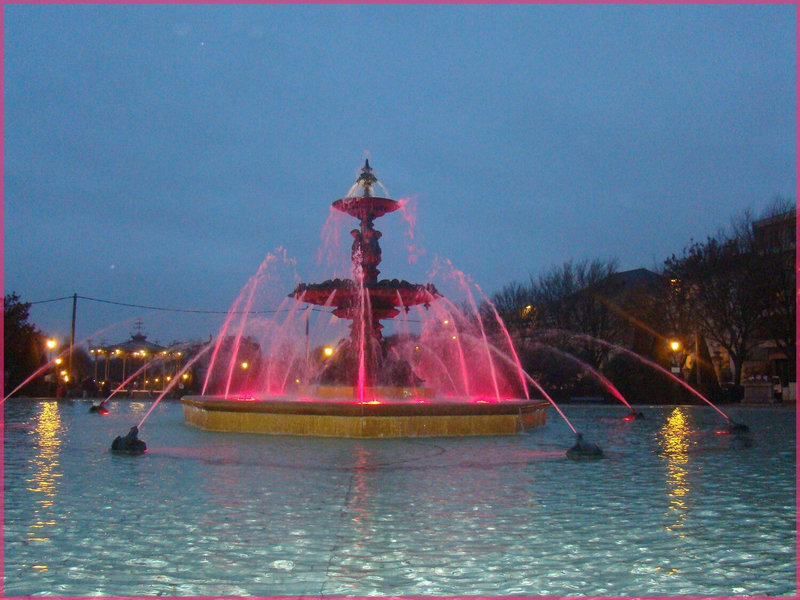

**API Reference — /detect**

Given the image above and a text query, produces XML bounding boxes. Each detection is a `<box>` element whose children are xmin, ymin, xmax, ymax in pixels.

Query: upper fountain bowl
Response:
<box><xmin>332</xmin><ymin>196</ymin><xmax>399</xmax><ymax>221</ymax></box>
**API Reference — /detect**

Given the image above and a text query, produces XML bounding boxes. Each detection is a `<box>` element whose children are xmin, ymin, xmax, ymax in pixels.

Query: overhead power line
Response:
<box><xmin>26</xmin><ymin>294</ymin><xmax>423</xmax><ymax>322</ymax></box>
<box><xmin>29</xmin><ymin>294</ymin><xmax>287</xmax><ymax>315</ymax></box>
<box><xmin>28</xmin><ymin>295</ymin><xmax>75</xmax><ymax>305</ymax></box>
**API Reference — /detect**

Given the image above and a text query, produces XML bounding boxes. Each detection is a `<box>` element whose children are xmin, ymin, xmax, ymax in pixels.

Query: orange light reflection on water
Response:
<box><xmin>25</xmin><ymin>402</ymin><xmax>64</xmax><ymax>562</ymax></box>
<box><xmin>659</xmin><ymin>406</ymin><xmax>692</xmax><ymax>536</ymax></box>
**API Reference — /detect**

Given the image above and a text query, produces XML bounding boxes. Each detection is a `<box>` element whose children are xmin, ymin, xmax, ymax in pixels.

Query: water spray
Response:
<box><xmin>528</xmin><ymin>341</ymin><xmax>640</xmax><ymax>419</ymax></box>
<box><xmin>91</xmin><ymin>355</ymin><xmax>165</xmax><ymax>414</ymax></box>
<box><xmin>489</xmin><ymin>347</ymin><xmax>605</xmax><ymax>458</ymax></box>
<box><xmin>544</xmin><ymin>330</ymin><xmax>748</xmax><ymax>434</ymax></box>
<box><xmin>110</xmin><ymin>343</ymin><xmax>213</xmax><ymax>455</ymax></box>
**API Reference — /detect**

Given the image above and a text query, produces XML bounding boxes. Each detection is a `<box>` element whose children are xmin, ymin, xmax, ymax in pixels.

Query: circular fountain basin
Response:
<box><xmin>181</xmin><ymin>394</ymin><xmax>548</xmax><ymax>438</ymax></box>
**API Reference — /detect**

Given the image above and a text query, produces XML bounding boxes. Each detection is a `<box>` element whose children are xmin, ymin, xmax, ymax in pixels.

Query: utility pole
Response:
<box><xmin>695</xmin><ymin>331</ymin><xmax>702</xmax><ymax>390</ymax></box>
<box><xmin>305</xmin><ymin>311</ymin><xmax>310</xmax><ymax>364</ymax></box>
<box><xmin>69</xmin><ymin>293</ymin><xmax>77</xmax><ymax>382</ymax></box>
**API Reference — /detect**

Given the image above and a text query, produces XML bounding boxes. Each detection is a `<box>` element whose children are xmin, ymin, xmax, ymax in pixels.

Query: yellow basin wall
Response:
<box><xmin>183</xmin><ymin>402</ymin><xmax>546</xmax><ymax>438</ymax></box>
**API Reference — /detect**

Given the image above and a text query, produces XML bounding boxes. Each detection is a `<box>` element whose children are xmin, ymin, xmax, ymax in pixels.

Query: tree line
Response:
<box><xmin>488</xmin><ymin>197</ymin><xmax>795</xmax><ymax>403</ymax></box>
<box><xmin>4</xmin><ymin>198</ymin><xmax>795</xmax><ymax>403</ymax></box>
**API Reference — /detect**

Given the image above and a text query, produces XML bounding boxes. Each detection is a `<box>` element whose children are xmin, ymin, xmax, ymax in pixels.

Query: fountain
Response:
<box><xmin>181</xmin><ymin>161</ymin><xmax>548</xmax><ymax>437</ymax></box>
<box><xmin>289</xmin><ymin>159</ymin><xmax>441</xmax><ymax>396</ymax></box>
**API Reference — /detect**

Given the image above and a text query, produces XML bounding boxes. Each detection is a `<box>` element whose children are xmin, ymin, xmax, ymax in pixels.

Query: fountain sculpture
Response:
<box><xmin>181</xmin><ymin>161</ymin><xmax>548</xmax><ymax>437</ymax></box>
<box><xmin>289</xmin><ymin>159</ymin><xmax>440</xmax><ymax>393</ymax></box>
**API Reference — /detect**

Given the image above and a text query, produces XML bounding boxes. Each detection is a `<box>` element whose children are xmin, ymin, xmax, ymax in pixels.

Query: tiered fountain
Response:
<box><xmin>182</xmin><ymin>161</ymin><xmax>548</xmax><ymax>437</ymax></box>
<box><xmin>289</xmin><ymin>159</ymin><xmax>440</xmax><ymax>396</ymax></box>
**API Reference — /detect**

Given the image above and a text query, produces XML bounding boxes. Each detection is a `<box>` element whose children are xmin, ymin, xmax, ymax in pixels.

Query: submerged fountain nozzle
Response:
<box><xmin>566</xmin><ymin>432</ymin><xmax>604</xmax><ymax>460</ymax></box>
<box><xmin>89</xmin><ymin>400</ymin><xmax>109</xmax><ymax>414</ymax></box>
<box><xmin>727</xmin><ymin>420</ymin><xmax>750</xmax><ymax>435</ymax></box>
<box><xmin>111</xmin><ymin>426</ymin><xmax>147</xmax><ymax>455</ymax></box>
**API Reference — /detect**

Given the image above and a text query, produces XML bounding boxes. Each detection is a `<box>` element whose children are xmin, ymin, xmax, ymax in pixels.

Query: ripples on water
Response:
<box><xmin>3</xmin><ymin>400</ymin><xmax>795</xmax><ymax>596</ymax></box>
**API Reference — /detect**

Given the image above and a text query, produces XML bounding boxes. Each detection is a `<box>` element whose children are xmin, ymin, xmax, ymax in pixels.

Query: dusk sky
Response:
<box><xmin>4</xmin><ymin>4</ymin><xmax>796</xmax><ymax>347</ymax></box>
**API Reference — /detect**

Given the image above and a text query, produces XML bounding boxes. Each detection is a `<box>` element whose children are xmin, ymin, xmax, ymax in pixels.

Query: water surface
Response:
<box><xmin>4</xmin><ymin>399</ymin><xmax>795</xmax><ymax>596</ymax></box>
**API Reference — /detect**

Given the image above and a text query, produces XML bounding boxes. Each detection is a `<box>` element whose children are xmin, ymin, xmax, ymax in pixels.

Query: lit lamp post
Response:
<box><xmin>90</xmin><ymin>347</ymin><xmax>100</xmax><ymax>381</ymax></box>
<box><xmin>55</xmin><ymin>357</ymin><xmax>64</xmax><ymax>387</ymax></box>
<box><xmin>46</xmin><ymin>338</ymin><xmax>57</xmax><ymax>361</ymax></box>
<box><xmin>118</xmin><ymin>349</ymin><xmax>127</xmax><ymax>390</ymax></box>
<box><xmin>140</xmin><ymin>351</ymin><xmax>148</xmax><ymax>392</ymax></box>
<box><xmin>45</xmin><ymin>338</ymin><xmax>57</xmax><ymax>394</ymax></box>
<box><xmin>669</xmin><ymin>339</ymin><xmax>683</xmax><ymax>376</ymax></box>
<box><xmin>317</xmin><ymin>346</ymin><xmax>334</xmax><ymax>379</ymax></box>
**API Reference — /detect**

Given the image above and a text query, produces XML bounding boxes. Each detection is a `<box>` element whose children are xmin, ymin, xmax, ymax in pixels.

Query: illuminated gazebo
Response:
<box><xmin>92</xmin><ymin>332</ymin><xmax>183</xmax><ymax>394</ymax></box>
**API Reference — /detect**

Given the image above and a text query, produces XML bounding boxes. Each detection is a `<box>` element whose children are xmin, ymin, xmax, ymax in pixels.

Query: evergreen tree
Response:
<box><xmin>4</xmin><ymin>293</ymin><xmax>46</xmax><ymax>396</ymax></box>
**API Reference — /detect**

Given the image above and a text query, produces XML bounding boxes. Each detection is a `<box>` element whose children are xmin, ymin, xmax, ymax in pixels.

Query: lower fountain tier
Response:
<box><xmin>181</xmin><ymin>395</ymin><xmax>548</xmax><ymax>438</ymax></box>
<box><xmin>291</xmin><ymin>279</ymin><xmax>440</xmax><ymax>315</ymax></box>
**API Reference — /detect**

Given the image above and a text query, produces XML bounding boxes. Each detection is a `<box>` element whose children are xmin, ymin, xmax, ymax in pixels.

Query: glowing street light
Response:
<box><xmin>323</xmin><ymin>347</ymin><xmax>334</xmax><ymax>358</ymax></box>
<box><xmin>45</xmin><ymin>338</ymin><xmax>58</xmax><ymax>372</ymax></box>
<box><xmin>241</xmin><ymin>361</ymin><xmax>249</xmax><ymax>370</ymax></box>
<box><xmin>669</xmin><ymin>339</ymin><xmax>683</xmax><ymax>375</ymax></box>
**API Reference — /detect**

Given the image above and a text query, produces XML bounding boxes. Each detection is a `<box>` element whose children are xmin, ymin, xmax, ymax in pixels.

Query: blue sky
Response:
<box><xmin>4</xmin><ymin>3</ymin><xmax>796</xmax><ymax>346</ymax></box>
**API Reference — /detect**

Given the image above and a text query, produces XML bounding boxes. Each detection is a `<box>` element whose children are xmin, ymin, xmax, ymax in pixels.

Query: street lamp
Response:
<box><xmin>90</xmin><ymin>347</ymin><xmax>102</xmax><ymax>380</ymax></box>
<box><xmin>46</xmin><ymin>338</ymin><xmax>57</xmax><ymax>366</ymax></box>
<box><xmin>45</xmin><ymin>338</ymin><xmax>58</xmax><ymax>393</ymax></box>
<box><xmin>669</xmin><ymin>339</ymin><xmax>682</xmax><ymax>375</ymax></box>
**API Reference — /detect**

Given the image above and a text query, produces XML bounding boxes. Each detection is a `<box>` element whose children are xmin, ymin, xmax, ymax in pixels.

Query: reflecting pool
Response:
<box><xmin>3</xmin><ymin>399</ymin><xmax>795</xmax><ymax>596</ymax></box>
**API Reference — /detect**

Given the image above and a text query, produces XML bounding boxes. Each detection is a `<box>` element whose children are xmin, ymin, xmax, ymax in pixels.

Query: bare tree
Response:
<box><xmin>663</xmin><ymin>212</ymin><xmax>777</xmax><ymax>385</ymax></box>
<box><xmin>752</xmin><ymin>198</ymin><xmax>796</xmax><ymax>379</ymax></box>
<box><xmin>526</xmin><ymin>258</ymin><xmax>620</xmax><ymax>368</ymax></box>
<box><xmin>490</xmin><ymin>280</ymin><xmax>535</xmax><ymax>330</ymax></box>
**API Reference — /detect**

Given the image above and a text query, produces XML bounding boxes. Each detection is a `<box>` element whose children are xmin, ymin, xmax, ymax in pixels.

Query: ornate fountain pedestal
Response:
<box><xmin>187</xmin><ymin>161</ymin><xmax>548</xmax><ymax>437</ymax></box>
<box><xmin>182</xmin><ymin>395</ymin><xmax>548</xmax><ymax>438</ymax></box>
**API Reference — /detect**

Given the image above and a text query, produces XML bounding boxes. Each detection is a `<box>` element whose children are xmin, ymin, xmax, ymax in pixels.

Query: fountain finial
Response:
<box><xmin>356</xmin><ymin>158</ymin><xmax>378</xmax><ymax>197</ymax></box>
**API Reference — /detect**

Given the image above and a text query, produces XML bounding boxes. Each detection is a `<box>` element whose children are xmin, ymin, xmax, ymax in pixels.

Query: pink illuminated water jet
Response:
<box><xmin>184</xmin><ymin>160</ymin><xmax>552</xmax><ymax>438</ymax></box>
